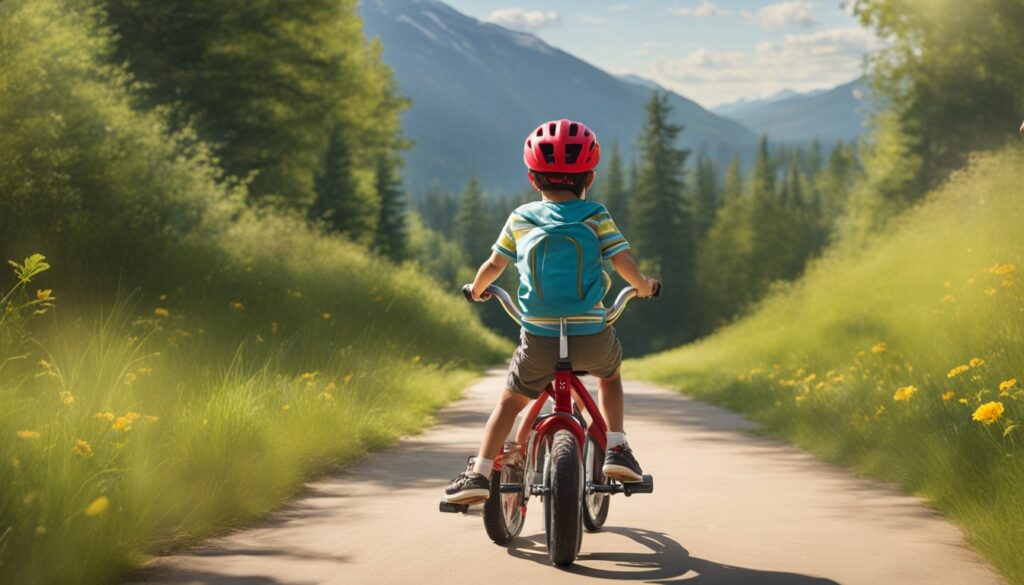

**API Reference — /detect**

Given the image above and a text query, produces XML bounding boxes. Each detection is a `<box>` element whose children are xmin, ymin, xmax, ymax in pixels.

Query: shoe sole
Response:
<box><xmin>444</xmin><ymin>488</ymin><xmax>489</xmax><ymax>504</ymax></box>
<box><xmin>602</xmin><ymin>464</ymin><xmax>643</xmax><ymax>483</ymax></box>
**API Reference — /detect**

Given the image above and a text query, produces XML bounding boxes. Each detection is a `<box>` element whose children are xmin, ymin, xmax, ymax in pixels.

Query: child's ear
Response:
<box><xmin>585</xmin><ymin>171</ymin><xmax>595</xmax><ymax>189</ymax></box>
<box><xmin>528</xmin><ymin>172</ymin><xmax>540</xmax><ymax>191</ymax></box>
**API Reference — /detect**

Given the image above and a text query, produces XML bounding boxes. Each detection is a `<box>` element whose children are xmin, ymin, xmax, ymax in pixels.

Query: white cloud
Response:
<box><xmin>607</xmin><ymin>3</ymin><xmax>634</xmax><ymax>11</ymax></box>
<box><xmin>486</xmin><ymin>8</ymin><xmax>561</xmax><ymax>31</ymax></box>
<box><xmin>670</xmin><ymin>1</ymin><xmax>733</xmax><ymax>17</ymax></box>
<box><xmin>744</xmin><ymin>1</ymin><xmax>817</xmax><ymax>28</ymax></box>
<box><xmin>636</xmin><ymin>27</ymin><xmax>879</xmax><ymax>106</ymax></box>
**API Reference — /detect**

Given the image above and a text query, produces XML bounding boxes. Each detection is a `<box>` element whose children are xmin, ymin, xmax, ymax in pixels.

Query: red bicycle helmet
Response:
<box><xmin>523</xmin><ymin>119</ymin><xmax>601</xmax><ymax>173</ymax></box>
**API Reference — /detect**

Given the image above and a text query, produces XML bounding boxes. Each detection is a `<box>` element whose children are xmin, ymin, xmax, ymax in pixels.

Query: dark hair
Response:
<box><xmin>530</xmin><ymin>171</ymin><xmax>593</xmax><ymax>197</ymax></box>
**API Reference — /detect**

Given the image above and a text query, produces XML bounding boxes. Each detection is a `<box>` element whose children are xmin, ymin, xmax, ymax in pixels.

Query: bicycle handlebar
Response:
<box><xmin>461</xmin><ymin>281</ymin><xmax>660</xmax><ymax>326</ymax></box>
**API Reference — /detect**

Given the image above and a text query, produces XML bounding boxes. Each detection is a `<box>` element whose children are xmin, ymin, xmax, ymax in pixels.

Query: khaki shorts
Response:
<box><xmin>506</xmin><ymin>327</ymin><xmax>623</xmax><ymax>399</ymax></box>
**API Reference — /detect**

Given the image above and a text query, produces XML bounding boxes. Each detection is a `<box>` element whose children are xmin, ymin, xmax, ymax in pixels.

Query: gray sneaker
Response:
<box><xmin>603</xmin><ymin>445</ymin><xmax>643</xmax><ymax>483</ymax></box>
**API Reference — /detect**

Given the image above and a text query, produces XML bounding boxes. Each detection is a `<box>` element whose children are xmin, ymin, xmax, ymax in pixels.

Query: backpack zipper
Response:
<box><xmin>564</xmin><ymin>236</ymin><xmax>584</xmax><ymax>299</ymax></box>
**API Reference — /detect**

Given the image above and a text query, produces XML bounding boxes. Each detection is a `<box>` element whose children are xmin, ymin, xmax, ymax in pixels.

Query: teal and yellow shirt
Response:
<box><xmin>492</xmin><ymin>199</ymin><xmax>630</xmax><ymax>336</ymax></box>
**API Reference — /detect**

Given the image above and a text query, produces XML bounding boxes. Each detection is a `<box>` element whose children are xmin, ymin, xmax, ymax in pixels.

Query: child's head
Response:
<box><xmin>523</xmin><ymin>119</ymin><xmax>601</xmax><ymax>198</ymax></box>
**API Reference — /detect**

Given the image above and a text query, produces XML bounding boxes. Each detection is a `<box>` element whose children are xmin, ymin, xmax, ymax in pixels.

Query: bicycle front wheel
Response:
<box><xmin>543</xmin><ymin>429</ymin><xmax>583</xmax><ymax>565</ymax></box>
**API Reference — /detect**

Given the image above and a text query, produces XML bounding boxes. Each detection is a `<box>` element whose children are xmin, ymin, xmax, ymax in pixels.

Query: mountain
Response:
<box><xmin>360</xmin><ymin>0</ymin><xmax>758</xmax><ymax>195</ymax></box>
<box><xmin>713</xmin><ymin>78</ymin><xmax>870</xmax><ymax>143</ymax></box>
<box><xmin>713</xmin><ymin>88</ymin><xmax>811</xmax><ymax>117</ymax></box>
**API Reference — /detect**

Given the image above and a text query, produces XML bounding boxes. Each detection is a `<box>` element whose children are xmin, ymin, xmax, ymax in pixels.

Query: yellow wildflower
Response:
<box><xmin>972</xmin><ymin>401</ymin><xmax>1005</xmax><ymax>425</ymax></box>
<box><xmin>153</xmin><ymin>307</ymin><xmax>169</xmax><ymax>318</ymax></box>
<box><xmin>411</xmin><ymin>355</ymin><xmax>422</xmax><ymax>363</ymax></box>
<box><xmin>158</xmin><ymin>294</ymin><xmax>168</xmax><ymax>301</ymax></box>
<box><xmin>1002</xmin><ymin>278</ymin><xmax>1014</xmax><ymax>288</ymax></box>
<box><xmin>893</xmin><ymin>386</ymin><xmax>918</xmax><ymax>401</ymax></box>
<box><xmin>112</xmin><ymin>417</ymin><xmax>132</xmax><ymax>431</ymax></box>
<box><xmin>947</xmin><ymin>365</ymin><xmax>970</xmax><ymax>378</ymax></box>
<box><xmin>942</xmin><ymin>294</ymin><xmax>956</xmax><ymax>303</ymax></box>
<box><xmin>84</xmin><ymin>496</ymin><xmax>109</xmax><ymax>517</ymax></box>
<box><xmin>230</xmin><ymin>301</ymin><xmax>244</xmax><ymax>311</ymax></box>
<box><xmin>123</xmin><ymin>372</ymin><xmax>137</xmax><ymax>385</ymax></box>
<box><xmin>16</xmin><ymin>430</ymin><xmax>41</xmax><ymax>440</ymax></box>
<box><xmin>999</xmin><ymin>379</ymin><xmax>1017</xmax><ymax>392</ymax></box>
<box><xmin>73</xmin><ymin>439</ymin><xmax>93</xmax><ymax>458</ymax></box>
<box><xmin>990</xmin><ymin>263</ymin><xmax>1015</xmax><ymax>275</ymax></box>
<box><xmin>282</xmin><ymin>404</ymin><xmax>291</xmax><ymax>411</ymax></box>
<box><xmin>941</xmin><ymin>391</ymin><xmax>955</xmax><ymax>401</ymax></box>
<box><xmin>94</xmin><ymin>411</ymin><xmax>115</xmax><ymax>421</ymax></box>
<box><xmin>38</xmin><ymin>359</ymin><xmax>52</xmax><ymax>369</ymax></box>
<box><xmin>958</xmin><ymin>398</ymin><xmax>969</xmax><ymax>405</ymax></box>
<box><xmin>59</xmin><ymin>391</ymin><xmax>75</xmax><ymax>405</ymax></box>
<box><xmin>322</xmin><ymin>312</ymin><xmax>332</xmax><ymax>320</ymax></box>
<box><xmin>343</xmin><ymin>374</ymin><xmax>353</xmax><ymax>384</ymax></box>
<box><xmin>36</xmin><ymin>289</ymin><xmax>52</xmax><ymax>300</ymax></box>
<box><xmin>299</xmin><ymin>371</ymin><xmax>318</xmax><ymax>383</ymax></box>
<box><xmin>984</xmin><ymin>287</ymin><xmax>997</xmax><ymax>297</ymax></box>
<box><xmin>871</xmin><ymin>342</ymin><xmax>887</xmax><ymax>354</ymax></box>
<box><xmin>969</xmin><ymin>357</ymin><xmax>985</xmax><ymax>368</ymax></box>
<box><xmin>256</xmin><ymin>334</ymin><xmax>265</xmax><ymax>343</ymax></box>
<box><xmin>943</xmin><ymin>280</ymin><xmax>951</xmax><ymax>288</ymax></box>
<box><xmin>324</xmin><ymin>382</ymin><xmax>337</xmax><ymax>393</ymax></box>
<box><xmin>856</xmin><ymin>350</ymin><xmax>865</xmax><ymax>358</ymax></box>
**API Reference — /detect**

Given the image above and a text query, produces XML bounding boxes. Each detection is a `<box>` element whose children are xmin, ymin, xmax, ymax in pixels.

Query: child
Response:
<box><xmin>444</xmin><ymin>118</ymin><xmax>659</xmax><ymax>504</ymax></box>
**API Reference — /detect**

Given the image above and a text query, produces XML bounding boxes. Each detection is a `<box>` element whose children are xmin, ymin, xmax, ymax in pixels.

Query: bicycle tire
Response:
<box><xmin>483</xmin><ymin>458</ymin><xmax>525</xmax><ymax>544</ymax></box>
<box><xmin>582</xmin><ymin>436</ymin><xmax>610</xmax><ymax>532</ymax></box>
<box><xmin>544</xmin><ymin>429</ymin><xmax>583</xmax><ymax>565</ymax></box>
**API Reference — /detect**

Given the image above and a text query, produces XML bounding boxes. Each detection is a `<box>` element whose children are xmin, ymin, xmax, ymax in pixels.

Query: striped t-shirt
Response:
<box><xmin>492</xmin><ymin>199</ymin><xmax>630</xmax><ymax>336</ymax></box>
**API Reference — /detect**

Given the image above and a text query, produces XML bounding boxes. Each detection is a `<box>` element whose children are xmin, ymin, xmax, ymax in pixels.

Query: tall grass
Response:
<box><xmin>631</xmin><ymin>147</ymin><xmax>1024</xmax><ymax>583</ymax></box>
<box><xmin>0</xmin><ymin>220</ymin><xmax>508</xmax><ymax>585</ymax></box>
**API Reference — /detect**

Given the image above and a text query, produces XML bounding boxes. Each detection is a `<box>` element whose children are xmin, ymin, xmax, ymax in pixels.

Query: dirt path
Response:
<box><xmin>127</xmin><ymin>368</ymin><xmax>1004</xmax><ymax>585</ymax></box>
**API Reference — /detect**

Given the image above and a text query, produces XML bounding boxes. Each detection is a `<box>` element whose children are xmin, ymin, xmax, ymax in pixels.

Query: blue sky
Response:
<box><xmin>441</xmin><ymin>0</ymin><xmax>879</xmax><ymax>107</ymax></box>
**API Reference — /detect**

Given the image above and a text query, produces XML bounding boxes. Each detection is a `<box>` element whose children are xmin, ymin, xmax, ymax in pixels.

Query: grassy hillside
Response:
<box><xmin>631</xmin><ymin>147</ymin><xmax>1024</xmax><ymax>583</ymax></box>
<box><xmin>0</xmin><ymin>2</ymin><xmax>508</xmax><ymax>583</ymax></box>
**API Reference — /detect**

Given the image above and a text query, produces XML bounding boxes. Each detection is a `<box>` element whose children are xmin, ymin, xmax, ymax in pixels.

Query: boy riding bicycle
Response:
<box><xmin>445</xmin><ymin>118</ymin><xmax>660</xmax><ymax>504</ymax></box>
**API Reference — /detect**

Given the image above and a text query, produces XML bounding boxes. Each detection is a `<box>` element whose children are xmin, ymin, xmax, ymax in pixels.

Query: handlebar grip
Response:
<box><xmin>651</xmin><ymin>280</ymin><xmax>662</xmax><ymax>298</ymax></box>
<box><xmin>461</xmin><ymin>284</ymin><xmax>475</xmax><ymax>303</ymax></box>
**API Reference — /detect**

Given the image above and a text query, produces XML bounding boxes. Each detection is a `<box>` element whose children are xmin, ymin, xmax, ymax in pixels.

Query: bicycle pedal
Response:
<box><xmin>622</xmin><ymin>474</ymin><xmax>654</xmax><ymax>496</ymax></box>
<box><xmin>439</xmin><ymin>500</ymin><xmax>470</xmax><ymax>513</ymax></box>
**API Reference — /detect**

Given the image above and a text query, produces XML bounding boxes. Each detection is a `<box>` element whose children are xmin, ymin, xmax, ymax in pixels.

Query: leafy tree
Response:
<box><xmin>848</xmin><ymin>0</ymin><xmax>1024</xmax><ymax>232</ymax></box>
<box><xmin>420</xmin><ymin>185</ymin><xmax>458</xmax><ymax>234</ymax></box>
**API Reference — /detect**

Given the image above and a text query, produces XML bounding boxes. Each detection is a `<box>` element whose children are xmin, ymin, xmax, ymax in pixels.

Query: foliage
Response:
<box><xmin>595</xmin><ymin>142</ymin><xmax>630</xmax><ymax>235</ymax></box>
<box><xmin>454</xmin><ymin>175</ymin><xmax>490</xmax><ymax>264</ymax></box>
<box><xmin>633</xmin><ymin>147</ymin><xmax>1024</xmax><ymax>584</ymax></box>
<box><xmin>845</xmin><ymin>0</ymin><xmax>1024</xmax><ymax>236</ymax></box>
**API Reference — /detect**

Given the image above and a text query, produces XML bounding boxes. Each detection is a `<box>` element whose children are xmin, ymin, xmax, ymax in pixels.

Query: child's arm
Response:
<box><xmin>470</xmin><ymin>252</ymin><xmax>511</xmax><ymax>301</ymax></box>
<box><xmin>609</xmin><ymin>251</ymin><xmax>658</xmax><ymax>297</ymax></box>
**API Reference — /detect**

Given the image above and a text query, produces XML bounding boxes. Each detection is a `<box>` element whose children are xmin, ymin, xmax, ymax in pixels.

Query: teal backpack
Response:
<box><xmin>514</xmin><ymin>203</ymin><xmax>607</xmax><ymax>323</ymax></box>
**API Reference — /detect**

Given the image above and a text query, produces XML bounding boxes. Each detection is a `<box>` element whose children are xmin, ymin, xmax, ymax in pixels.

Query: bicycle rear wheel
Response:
<box><xmin>582</xmin><ymin>436</ymin><xmax>610</xmax><ymax>532</ymax></box>
<box><xmin>543</xmin><ymin>429</ymin><xmax>583</xmax><ymax>565</ymax></box>
<box><xmin>483</xmin><ymin>457</ymin><xmax>525</xmax><ymax>545</ymax></box>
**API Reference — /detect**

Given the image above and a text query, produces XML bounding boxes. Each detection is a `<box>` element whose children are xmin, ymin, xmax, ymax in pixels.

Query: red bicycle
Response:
<box><xmin>440</xmin><ymin>283</ymin><xmax>657</xmax><ymax>566</ymax></box>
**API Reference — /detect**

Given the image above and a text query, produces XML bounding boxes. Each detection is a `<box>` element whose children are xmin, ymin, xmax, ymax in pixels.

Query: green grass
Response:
<box><xmin>0</xmin><ymin>217</ymin><xmax>509</xmax><ymax>584</ymax></box>
<box><xmin>630</xmin><ymin>146</ymin><xmax>1024</xmax><ymax>584</ymax></box>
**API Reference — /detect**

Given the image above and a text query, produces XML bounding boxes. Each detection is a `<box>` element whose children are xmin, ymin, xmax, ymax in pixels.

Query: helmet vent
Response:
<box><xmin>548</xmin><ymin>123</ymin><xmax>557</xmax><ymax>136</ymax></box>
<box><xmin>526</xmin><ymin>139</ymin><xmax>532</xmax><ymax>148</ymax></box>
<box><xmin>536</xmin><ymin>128</ymin><xmax>543</xmax><ymax>137</ymax></box>
<box><xmin>568</xmin><ymin>123</ymin><xmax>579</xmax><ymax>137</ymax></box>
<box><xmin>565</xmin><ymin>143</ymin><xmax>582</xmax><ymax>164</ymax></box>
<box><xmin>539</xmin><ymin>143</ymin><xmax>556</xmax><ymax>164</ymax></box>
<box><xmin>584</xmin><ymin>130</ymin><xmax>590</xmax><ymax>137</ymax></box>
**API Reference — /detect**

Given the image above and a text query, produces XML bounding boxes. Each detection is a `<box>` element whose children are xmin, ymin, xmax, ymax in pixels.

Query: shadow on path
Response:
<box><xmin>509</xmin><ymin>527</ymin><xmax>839</xmax><ymax>584</ymax></box>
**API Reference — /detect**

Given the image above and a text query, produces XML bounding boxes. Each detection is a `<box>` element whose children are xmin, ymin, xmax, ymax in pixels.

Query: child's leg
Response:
<box><xmin>597</xmin><ymin>368</ymin><xmax>624</xmax><ymax>433</ymax></box>
<box><xmin>477</xmin><ymin>388</ymin><xmax>531</xmax><ymax>466</ymax></box>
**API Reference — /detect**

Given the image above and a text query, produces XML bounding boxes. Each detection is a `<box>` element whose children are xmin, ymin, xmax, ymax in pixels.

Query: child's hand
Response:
<box><xmin>472</xmin><ymin>286</ymin><xmax>492</xmax><ymax>302</ymax></box>
<box><xmin>638</xmin><ymin>277</ymin><xmax>661</xmax><ymax>298</ymax></box>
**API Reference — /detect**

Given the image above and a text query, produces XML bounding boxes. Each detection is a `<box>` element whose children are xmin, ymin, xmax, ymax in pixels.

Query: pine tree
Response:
<box><xmin>747</xmin><ymin>136</ymin><xmax>788</xmax><ymax>289</ymax></box>
<box><xmin>598</xmin><ymin>142</ymin><xmax>630</xmax><ymax>234</ymax></box>
<box><xmin>310</xmin><ymin>128</ymin><xmax>379</xmax><ymax>245</ymax></box>
<box><xmin>373</xmin><ymin>154</ymin><xmax>407</xmax><ymax>261</ymax></box>
<box><xmin>722</xmin><ymin>155</ymin><xmax>744</xmax><ymax>204</ymax></box>
<box><xmin>691</xmin><ymin>150</ymin><xmax>720</xmax><ymax>244</ymax></box>
<box><xmin>629</xmin><ymin>92</ymin><xmax>694</xmax><ymax>345</ymax></box>
<box><xmin>454</xmin><ymin>175</ymin><xmax>490</xmax><ymax>262</ymax></box>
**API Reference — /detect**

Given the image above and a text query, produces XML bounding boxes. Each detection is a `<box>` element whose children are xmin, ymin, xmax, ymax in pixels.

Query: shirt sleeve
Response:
<box><xmin>492</xmin><ymin>213</ymin><xmax>517</xmax><ymax>260</ymax></box>
<box><xmin>588</xmin><ymin>208</ymin><xmax>630</xmax><ymax>260</ymax></box>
